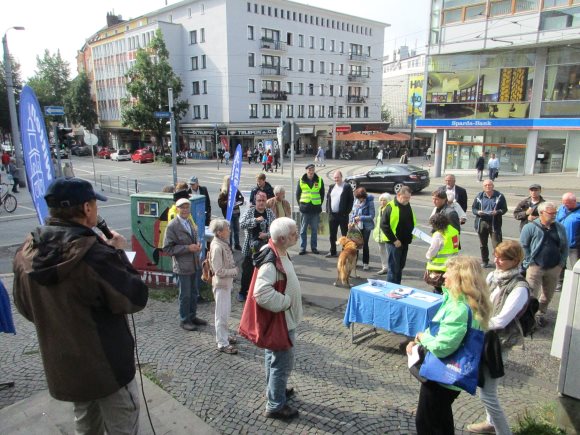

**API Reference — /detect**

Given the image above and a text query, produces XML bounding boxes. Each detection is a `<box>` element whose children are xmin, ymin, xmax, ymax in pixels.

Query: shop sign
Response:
<box><xmin>181</xmin><ymin>129</ymin><xmax>217</xmax><ymax>135</ymax></box>
<box><xmin>228</xmin><ymin>128</ymin><xmax>277</xmax><ymax>136</ymax></box>
<box><xmin>336</xmin><ymin>125</ymin><xmax>351</xmax><ymax>133</ymax></box>
<box><xmin>417</xmin><ymin>118</ymin><xmax>580</xmax><ymax>130</ymax></box>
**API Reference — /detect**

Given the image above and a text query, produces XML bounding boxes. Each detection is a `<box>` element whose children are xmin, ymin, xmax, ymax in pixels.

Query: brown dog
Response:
<box><xmin>334</xmin><ymin>236</ymin><xmax>358</xmax><ymax>287</ymax></box>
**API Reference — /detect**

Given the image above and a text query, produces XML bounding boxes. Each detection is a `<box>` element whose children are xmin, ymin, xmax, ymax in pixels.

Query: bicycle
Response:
<box><xmin>0</xmin><ymin>183</ymin><xmax>17</xmax><ymax>213</ymax></box>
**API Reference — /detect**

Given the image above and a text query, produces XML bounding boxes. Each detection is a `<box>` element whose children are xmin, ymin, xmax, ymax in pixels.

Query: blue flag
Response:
<box><xmin>226</xmin><ymin>144</ymin><xmax>243</xmax><ymax>221</ymax></box>
<box><xmin>19</xmin><ymin>86</ymin><xmax>54</xmax><ymax>224</ymax></box>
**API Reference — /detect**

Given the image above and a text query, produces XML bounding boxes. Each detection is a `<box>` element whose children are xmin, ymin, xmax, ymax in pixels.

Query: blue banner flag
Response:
<box><xmin>226</xmin><ymin>145</ymin><xmax>243</xmax><ymax>221</ymax></box>
<box><xmin>19</xmin><ymin>86</ymin><xmax>55</xmax><ymax>224</ymax></box>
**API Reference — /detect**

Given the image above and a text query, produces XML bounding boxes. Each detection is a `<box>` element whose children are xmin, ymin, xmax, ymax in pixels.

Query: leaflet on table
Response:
<box><xmin>412</xmin><ymin>227</ymin><xmax>432</xmax><ymax>244</ymax></box>
<box><xmin>408</xmin><ymin>292</ymin><xmax>440</xmax><ymax>303</ymax></box>
<box><xmin>367</xmin><ymin>279</ymin><xmax>388</xmax><ymax>287</ymax></box>
<box><xmin>358</xmin><ymin>285</ymin><xmax>384</xmax><ymax>294</ymax></box>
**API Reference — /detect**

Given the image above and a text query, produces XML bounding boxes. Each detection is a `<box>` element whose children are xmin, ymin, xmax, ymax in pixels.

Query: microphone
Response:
<box><xmin>96</xmin><ymin>215</ymin><xmax>114</xmax><ymax>239</ymax></box>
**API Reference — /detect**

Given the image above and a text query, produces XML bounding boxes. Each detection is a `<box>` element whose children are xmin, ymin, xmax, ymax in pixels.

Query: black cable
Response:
<box><xmin>131</xmin><ymin>313</ymin><xmax>156</xmax><ymax>435</ymax></box>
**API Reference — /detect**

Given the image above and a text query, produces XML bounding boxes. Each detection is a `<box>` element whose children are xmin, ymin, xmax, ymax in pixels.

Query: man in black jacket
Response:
<box><xmin>325</xmin><ymin>170</ymin><xmax>354</xmax><ymax>257</ymax></box>
<box><xmin>443</xmin><ymin>174</ymin><xmax>467</xmax><ymax>212</ymax></box>
<box><xmin>513</xmin><ymin>184</ymin><xmax>545</xmax><ymax>231</ymax></box>
<box><xmin>188</xmin><ymin>175</ymin><xmax>211</xmax><ymax>226</ymax></box>
<box><xmin>250</xmin><ymin>173</ymin><xmax>275</xmax><ymax>205</ymax></box>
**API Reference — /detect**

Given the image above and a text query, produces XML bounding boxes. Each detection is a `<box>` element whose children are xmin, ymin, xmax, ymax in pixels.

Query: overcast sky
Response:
<box><xmin>2</xmin><ymin>0</ymin><xmax>429</xmax><ymax>80</ymax></box>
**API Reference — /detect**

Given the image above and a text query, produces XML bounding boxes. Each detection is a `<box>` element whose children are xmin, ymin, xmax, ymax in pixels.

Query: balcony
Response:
<box><xmin>260</xmin><ymin>64</ymin><xmax>286</xmax><ymax>77</ymax></box>
<box><xmin>260</xmin><ymin>90</ymin><xmax>288</xmax><ymax>101</ymax></box>
<box><xmin>348</xmin><ymin>53</ymin><xmax>369</xmax><ymax>62</ymax></box>
<box><xmin>347</xmin><ymin>73</ymin><xmax>369</xmax><ymax>83</ymax></box>
<box><xmin>260</xmin><ymin>38</ymin><xmax>287</xmax><ymax>52</ymax></box>
<box><xmin>347</xmin><ymin>95</ymin><xmax>366</xmax><ymax>104</ymax></box>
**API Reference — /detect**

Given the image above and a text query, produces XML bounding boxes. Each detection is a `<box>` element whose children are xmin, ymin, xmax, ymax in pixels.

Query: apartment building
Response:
<box><xmin>416</xmin><ymin>0</ymin><xmax>580</xmax><ymax>174</ymax></box>
<box><xmin>78</xmin><ymin>0</ymin><xmax>387</xmax><ymax>153</ymax></box>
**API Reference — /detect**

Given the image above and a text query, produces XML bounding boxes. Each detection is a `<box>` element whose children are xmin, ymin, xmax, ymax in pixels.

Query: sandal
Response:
<box><xmin>228</xmin><ymin>336</ymin><xmax>238</xmax><ymax>344</ymax></box>
<box><xmin>218</xmin><ymin>345</ymin><xmax>238</xmax><ymax>354</ymax></box>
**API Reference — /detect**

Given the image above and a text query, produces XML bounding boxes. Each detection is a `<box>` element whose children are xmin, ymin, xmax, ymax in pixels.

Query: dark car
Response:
<box><xmin>131</xmin><ymin>148</ymin><xmax>155</xmax><ymax>164</ymax></box>
<box><xmin>345</xmin><ymin>164</ymin><xmax>430</xmax><ymax>194</ymax></box>
<box><xmin>70</xmin><ymin>145</ymin><xmax>91</xmax><ymax>156</ymax></box>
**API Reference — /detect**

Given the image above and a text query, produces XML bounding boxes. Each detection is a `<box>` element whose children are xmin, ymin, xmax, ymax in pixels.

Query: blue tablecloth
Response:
<box><xmin>343</xmin><ymin>282</ymin><xmax>443</xmax><ymax>337</ymax></box>
<box><xmin>0</xmin><ymin>278</ymin><xmax>16</xmax><ymax>334</ymax></box>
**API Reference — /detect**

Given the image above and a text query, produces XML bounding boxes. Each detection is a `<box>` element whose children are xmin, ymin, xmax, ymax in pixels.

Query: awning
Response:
<box><xmin>336</xmin><ymin>132</ymin><xmax>373</xmax><ymax>141</ymax></box>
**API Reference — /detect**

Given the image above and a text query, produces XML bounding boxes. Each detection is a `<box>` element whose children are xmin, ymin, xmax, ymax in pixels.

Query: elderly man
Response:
<box><xmin>266</xmin><ymin>185</ymin><xmax>291</xmax><ymax>218</ymax></box>
<box><xmin>380</xmin><ymin>186</ymin><xmax>416</xmax><ymax>284</ymax></box>
<box><xmin>253</xmin><ymin>217</ymin><xmax>302</xmax><ymax>420</ymax></box>
<box><xmin>557</xmin><ymin>192</ymin><xmax>580</xmax><ymax>269</ymax></box>
<box><xmin>513</xmin><ymin>184</ymin><xmax>545</xmax><ymax>231</ymax></box>
<box><xmin>325</xmin><ymin>170</ymin><xmax>354</xmax><ymax>258</ymax></box>
<box><xmin>443</xmin><ymin>174</ymin><xmax>467</xmax><ymax>212</ymax></box>
<box><xmin>250</xmin><ymin>173</ymin><xmax>275</xmax><ymax>205</ymax></box>
<box><xmin>188</xmin><ymin>175</ymin><xmax>211</xmax><ymax>226</ymax></box>
<box><xmin>431</xmin><ymin>189</ymin><xmax>460</xmax><ymax>233</ymax></box>
<box><xmin>521</xmin><ymin>202</ymin><xmax>568</xmax><ymax>327</ymax></box>
<box><xmin>13</xmin><ymin>178</ymin><xmax>148</xmax><ymax>433</ymax></box>
<box><xmin>238</xmin><ymin>191</ymin><xmax>276</xmax><ymax>302</ymax></box>
<box><xmin>472</xmin><ymin>180</ymin><xmax>508</xmax><ymax>268</ymax></box>
<box><xmin>163</xmin><ymin>198</ymin><xmax>207</xmax><ymax>331</ymax></box>
<box><xmin>296</xmin><ymin>163</ymin><xmax>325</xmax><ymax>255</ymax></box>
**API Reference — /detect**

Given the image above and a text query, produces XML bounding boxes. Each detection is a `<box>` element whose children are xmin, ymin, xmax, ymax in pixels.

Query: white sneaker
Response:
<box><xmin>377</xmin><ymin>268</ymin><xmax>387</xmax><ymax>275</ymax></box>
<box><xmin>363</xmin><ymin>264</ymin><xmax>369</xmax><ymax>271</ymax></box>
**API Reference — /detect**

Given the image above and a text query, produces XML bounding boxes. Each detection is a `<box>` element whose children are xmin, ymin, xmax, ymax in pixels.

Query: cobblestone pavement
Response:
<box><xmin>0</xmin><ymin>264</ymin><xmax>562</xmax><ymax>434</ymax></box>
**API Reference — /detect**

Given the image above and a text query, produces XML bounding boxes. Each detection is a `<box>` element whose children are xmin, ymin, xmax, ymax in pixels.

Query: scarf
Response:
<box><xmin>489</xmin><ymin>267</ymin><xmax>522</xmax><ymax>316</ymax></box>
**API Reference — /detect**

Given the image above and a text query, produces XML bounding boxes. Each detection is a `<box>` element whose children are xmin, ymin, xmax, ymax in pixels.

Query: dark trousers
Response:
<box><xmin>239</xmin><ymin>255</ymin><xmax>254</xmax><ymax>296</ymax></box>
<box><xmin>228</xmin><ymin>214</ymin><xmax>241</xmax><ymax>248</ymax></box>
<box><xmin>415</xmin><ymin>381</ymin><xmax>460</xmax><ymax>435</ymax></box>
<box><xmin>361</xmin><ymin>228</ymin><xmax>371</xmax><ymax>264</ymax></box>
<box><xmin>478</xmin><ymin>221</ymin><xmax>502</xmax><ymax>264</ymax></box>
<box><xmin>386</xmin><ymin>243</ymin><xmax>409</xmax><ymax>284</ymax></box>
<box><xmin>328</xmin><ymin>213</ymin><xmax>349</xmax><ymax>255</ymax></box>
<box><xmin>12</xmin><ymin>176</ymin><xmax>19</xmax><ymax>193</ymax></box>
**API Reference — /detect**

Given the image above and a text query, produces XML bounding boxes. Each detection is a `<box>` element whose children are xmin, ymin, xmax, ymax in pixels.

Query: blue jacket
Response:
<box><xmin>349</xmin><ymin>195</ymin><xmax>375</xmax><ymax>231</ymax></box>
<box><xmin>556</xmin><ymin>203</ymin><xmax>580</xmax><ymax>249</ymax></box>
<box><xmin>520</xmin><ymin>219</ymin><xmax>568</xmax><ymax>269</ymax></box>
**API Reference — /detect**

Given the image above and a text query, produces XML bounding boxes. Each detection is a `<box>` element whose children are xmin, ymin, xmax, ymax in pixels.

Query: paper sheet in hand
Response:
<box><xmin>409</xmin><ymin>292</ymin><xmax>440</xmax><ymax>303</ymax></box>
<box><xmin>412</xmin><ymin>227</ymin><xmax>432</xmax><ymax>244</ymax></box>
<box><xmin>124</xmin><ymin>251</ymin><xmax>136</xmax><ymax>263</ymax></box>
<box><xmin>407</xmin><ymin>344</ymin><xmax>421</xmax><ymax>368</ymax></box>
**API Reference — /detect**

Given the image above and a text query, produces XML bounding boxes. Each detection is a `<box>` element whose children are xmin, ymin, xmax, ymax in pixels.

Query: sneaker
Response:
<box><xmin>228</xmin><ymin>336</ymin><xmax>238</xmax><ymax>344</ymax></box>
<box><xmin>285</xmin><ymin>387</ymin><xmax>295</xmax><ymax>398</ymax></box>
<box><xmin>311</xmin><ymin>248</ymin><xmax>320</xmax><ymax>254</ymax></box>
<box><xmin>363</xmin><ymin>264</ymin><xmax>370</xmax><ymax>271</ymax></box>
<box><xmin>218</xmin><ymin>345</ymin><xmax>238</xmax><ymax>355</ymax></box>
<box><xmin>180</xmin><ymin>321</ymin><xmax>197</xmax><ymax>332</ymax></box>
<box><xmin>325</xmin><ymin>252</ymin><xmax>337</xmax><ymax>258</ymax></box>
<box><xmin>466</xmin><ymin>421</ymin><xmax>496</xmax><ymax>433</ymax></box>
<box><xmin>263</xmin><ymin>404</ymin><xmax>299</xmax><ymax>420</ymax></box>
<box><xmin>377</xmin><ymin>268</ymin><xmax>387</xmax><ymax>275</ymax></box>
<box><xmin>192</xmin><ymin>317</ymin><xmax>208</xmax><ymax>326</ymax></box>
<box><xmin>237</xmin><ymin>293</ymin><xmax>246</xmax><ymax>302</ymax></box>
<box><xmin>536</xmin><ymin>314</ymin><xmax>547</xmax><ymax>328</ymax></box>
<box><xmin>299</xmin><ymin>250</ymin><xmax>307</xmax><ymax>255</ymax></box>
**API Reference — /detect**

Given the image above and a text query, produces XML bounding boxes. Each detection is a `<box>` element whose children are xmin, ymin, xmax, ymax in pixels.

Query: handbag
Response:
<box><xmin>418</xmin><ymin>306</ymin><xmax>484</xmax><ymax>395</ymax></box>
<box><xmin>346</xmin><ymin>225</ymin><xmax>364</xmax><ymax>249</ymax></box>
<box><xmin>423</xmin><ymin>269</ymin><xmax>445</xmax><ymax>287</ymax></box>
<box><xmin>201</xmin><ymin>251</ymin><xmax>213</xmax><ymax>285</ymax></box>
<box><xmin>238</xmin><ymin>243</ymin><xmax>293</xmax><ymax>351</ymax></box>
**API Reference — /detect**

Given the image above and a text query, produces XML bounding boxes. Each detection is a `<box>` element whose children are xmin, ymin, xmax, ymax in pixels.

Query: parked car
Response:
<box><xmin>97</xmin><ymin>148</ymin><xmax>111</xmax><ymax>159</ymax></box>
<box><xmin>131</xmin><ymin>148</ymin><xmax>155</xmax><ymax>164</ymax></box>
<box><xmin>70</xmin><ymin>145</ymin><xmax>91</xmax><ymax>156</ymax></box>
<box><xmin>344</xmin><ymin>164</ymin><xmax>430</xmax><ymax>194</ymax></box>
<box><xmin>51</xmin><ymin>147</ymin><xmax>69</xmax><ymax>159</ymax></box>
<box><xmin>111</xmin><ymin>149</ymin><xmax>131</xmax><ymax>161</ymax></box>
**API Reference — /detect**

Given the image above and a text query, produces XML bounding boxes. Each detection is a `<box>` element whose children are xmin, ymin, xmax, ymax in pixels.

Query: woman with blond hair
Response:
<box><xmin>408</xmin><ymin>256</ymin><xmax>491</xmax><ymax>435</ymax></box>
<box><xmin>373</xmin><ymin>192</ymin><xmax>392</xmax><ymax>275</ymax></box>
<box><xmin>217</xmin><ymin>175</ymin><xmax>244</xmax><ymax>250</ymax></box>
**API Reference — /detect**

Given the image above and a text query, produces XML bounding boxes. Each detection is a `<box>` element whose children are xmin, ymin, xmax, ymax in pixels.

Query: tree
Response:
<box><xmin>0</xmin><ymin>56</ymin><xmax>23</xmax><ymax>138</ymax></box>
<box><xmin>381</xmin><ymin>104</ymin><xmax>393</xmax><ymax>124</ymax></box>
<box><xmin>121</xmin><ymin>29</ymin><xmax>188</xmax><ymax>149</ymax></box>
<box><xmin>64</xmin><ymin>72</ymin><xmax>97</xmax><ymax>131</ymax></box>
<box><xmin>26</xmin><ymin>50</ymin><xmax>70</xmax><ymax>111</ymax></box>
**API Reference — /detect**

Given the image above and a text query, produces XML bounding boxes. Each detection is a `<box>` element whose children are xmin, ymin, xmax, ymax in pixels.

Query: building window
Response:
<box><xmin>203</xmin><ymin>80</ymin><xmax>207</xmax><ymax>94</ymax></box>
<box><xmin>287</xmin><ymin>104</ymin><xmax>294</xmax><ymax>118</ymax></box>
<box><xmin>250</xmin><ymin>104</ymin><xmax>258</xmax><ymax>118</ymax></box>
<box><xmin>190</xmin><ymin>30</ymin><xmax>197</xmax><ymax>44</ymax></box>
<box><xmin>330</xmin><ymin>62</ymin><xmax>334</xmax><ymax>75</ymax></box>
<box><xmin>320</xmin><ymin>37</ymin><xmax>325</xmax><ymax>50</ymax></box>
<box><xmin>340</xmin><ymin>41</ymin><xmax>345</xmax><ymax>54</ymax></box>
<box><xmin>204</xmin><ymin>105</ymin><xmax>208</xmax><ymax>119</ymax></box>
<box><xmin>249</xmin><ymin>79</ymin><xmax>255</xmax><ymax>93</ymax></box>
<box><xmin>191</xmin><ymin>56</ymin><xmax>199</xmax><ymax>70</ymax></box>
<box><xmin>308</xmin><ymin>105</ymin><xmax>315</xmax><ymax>117</ymax></box>
<box><xmin>201</xmin><ymin>55</ymin><xmax>206</xmax><ymax>68</ymax></box>
<box><xmin>299</xmin><ymin>34</ymin><xmax>304</xmax><ymax>47</ymax></box>
<box><xmin>338</xmin><ymin>106</ymin><xmax>344</xmax><ymax>118</ymax></box>
<box><xmin>330</xmin><ymin>85</ymin><xmax>334</xmax><ymax>96</ymax></box>
<box><xmin>309</xmin><ymin>60</ymin><xmax>314</xmax><ymax>72</ymax></box>
<box><xmin>274</xmin><ymin>104</ymin><xmax>282</xmax><ymax>118</ymax></box>
<box><xmin>298</xmin><ymin>59</ymin><xmax>304</xmax><ymax>71</ymax></box>
<box><xmin>287</xmin><ymin>57</ymin><xmax>293</xmax><ymax>70</ymax></box>
<box><xmin>287</xmin><ymin>82</ymin><xmax>293</xmax><ymax>94</ymax></box>
<box><xmin>248</xmin><ymin>53</ymin><xmax>255</xmax><ymax>67</ymax></box>
<box><xmin>363</xmin><ymin>106</ymin><xmax>369</xmax><ymax>118</ymax></box>
<box><xmin>298</xmin><ymin>105</ymin><xmax>304</xmax><ymax>117</ymax></box>
<box><xmin>339</xmin><ymin>85</ymin><xmax>343</xmax><ymax>97</ymax></box>
<box><xmin>329</xmin><ymin>105</ymin><xmax>334</xmax><ymax>118</ymax></box>
<box><xmin>355</xmin><ymin>106</ymin><xmax>361</xmax><ymax>118</ymax></box>
<box><xmin>192</xmin><ymin>81</ymin><xmax>200</xmax><ymax>95</ymax></box>
<box><xmin>309</xmin><ymin>83</ymin><xmax>314</xmax><ymax>96</ymax></box>
<box><xmin>347</xmin><ymin>106</ymin><xmax>352</xmax><ymax>117</ymax></box>
<box><xmin>330</xmin><ymin>40</ymin><xmax>335</xmax><ymax>52</ymax></box>
<box><xmin>298</xmin><ymin>83</ymin><xmax>304</xmax><ymax>95</ymax></box>
<box><xmin>247</xmin><ymin>2</ymin><xmax>251</xmax><ymax>12</ymax></box>
<box><xmin>193</xmin><ymin>105</ymin><xmax>201</xmax><ymax>119</ymax></box>
<box><xmin>263</xmin><ymin>104</ymin><xmax>271</xmax><ymax>118</ymax></box>
<box><xmin>248</xmin><ymin>25</ymin><xmax>254</xmax><ymax>40</ymax></box>
<box><xmin>309</xmin><ymin>36</ymin><xmax>315</xmax><ymax>49</ymax></box>
<box><xmin>339</xmin><ymin>64</ymin><xmax>344</xmax><ymax>75</ymax></box>
<box><xmin>200</xmin><ymin>28</ymin><xmax>205</xmax><ymax>43</ymax></box>
<box><xmin>287</xmin><ymin>32</ymin><xmax>293</xmax><ymax>46</ymax></box>
<box><xmin>320</xmin><ymin>61</ymin><xmax>325</xmax><ymax>74</ymax></box>
<box><xmin>320</xmin><ymin>84</ymin><xmax>325</xmax><ymax>96</ymax></box>
<box><xmin>318</xmin><ymin>105</ymin><xmax>325</xmax><ymax>117</ymax></box>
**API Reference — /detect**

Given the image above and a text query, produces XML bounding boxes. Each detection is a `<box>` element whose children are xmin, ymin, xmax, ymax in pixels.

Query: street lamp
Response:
<box><xmin>3</xmin><ymin>26</ymin><xmax>25</xmax><ymax>187</ymax></box>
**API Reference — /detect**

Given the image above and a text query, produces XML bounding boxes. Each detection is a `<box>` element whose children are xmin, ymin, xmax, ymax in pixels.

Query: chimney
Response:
<box><xmin>106</xmin><ymin>12</ymin><xmax>124</xmax><ymax>28</ymax></box>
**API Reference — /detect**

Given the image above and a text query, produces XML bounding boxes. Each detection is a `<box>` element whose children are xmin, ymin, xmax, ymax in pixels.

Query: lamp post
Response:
<box><xmin>2</xmin><ymin>26</ymin><xmax>25</xmax><ymax>187</ymax></box>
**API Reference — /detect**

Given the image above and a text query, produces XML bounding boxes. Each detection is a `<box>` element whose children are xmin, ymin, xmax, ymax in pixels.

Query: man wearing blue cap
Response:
<box><xmin>188</xmin><ymin>175</ymin><xmax>211</xmax><ymax>226</ymax></box>
<box><xmin>13</xmin><ymin>177</ymin><xmax>149</xmax><ymax>434</ymax></box>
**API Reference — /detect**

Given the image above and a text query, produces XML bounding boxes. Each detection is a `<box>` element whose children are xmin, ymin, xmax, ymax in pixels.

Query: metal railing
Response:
<box><xmin>260</xmin><ymin>65</ymin><xmax>287</xmax><ymax>76</ymax></box>
<box><xmin>99</xmin><ymin>174</ymin><xmax>139</xmax><ymax>196</ymax></box>
<box><xmin>260</xmin><ymin>38</ymin><xmax>287</xmax><ymax>51</ymax></box>
<box><xmin>348</xmin><ymin>53</ymin><xmax>369</xmax><ymax>62</ymax></box>
<box><xmin>260</xmin><ymin>90</ymin><xmax>288</xmax><ymax>101</ymax></box>
<box><xmin>347</xmin><ymin>95</ymin><xmax>366</xmax><ymax>104</ymax></box>
<box><xmin>347</xmin><ymin>73</ymin><xmax>369</xmax><ymax>82</ymax></box>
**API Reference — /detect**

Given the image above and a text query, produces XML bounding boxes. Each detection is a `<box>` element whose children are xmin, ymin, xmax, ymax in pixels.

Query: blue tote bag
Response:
<box><xmin>419</xmin><ymin>305</ymin><xmax>484</xmax><ymax>395</ymax></box>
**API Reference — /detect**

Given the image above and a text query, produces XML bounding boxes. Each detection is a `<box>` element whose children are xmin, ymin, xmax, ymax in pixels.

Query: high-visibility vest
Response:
<box><xmin>383</xmin><ymin>200</ymin><xmax>417</xmax><ymax>242</ymax></box>
<box><xmin>426</xmin><ymin>225</ymin><xmax>460</xmax><ymax>272</ymax></box>
<box><xmin>299</xmin><ymin>178</ymin><xmax>322</xmax><ymax>205</ymax></box>
<box><xmin>373</xmin><ymin>205</ymin><xmax>388</xmax><ymax>243</ymax></box>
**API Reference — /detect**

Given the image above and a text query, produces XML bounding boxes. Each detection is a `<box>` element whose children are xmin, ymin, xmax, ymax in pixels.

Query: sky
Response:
<box><xmin>1</xmin><ymin>0</ymin><xmax>429</xmax><ymax>81</ymax></box>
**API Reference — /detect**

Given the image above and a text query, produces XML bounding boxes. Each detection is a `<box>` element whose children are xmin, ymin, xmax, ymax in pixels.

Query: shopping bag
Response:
<box><xmin>346</xmin><ymin>225</ymin><xmax>364</xmax><ymax>249</ymax></box>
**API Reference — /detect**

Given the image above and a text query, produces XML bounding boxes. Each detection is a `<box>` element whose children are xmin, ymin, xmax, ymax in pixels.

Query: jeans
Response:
<box><xmin>300</xmin><ymin>212</ymin><xmax>320</xmax><ymax>251</ymax></box>
<box><xmin>177</xmin><ymin>272</ymin><xmax>199</xmax><ymax>323</ymax></box>
<box><xmin>415</xmin><ymin>381</ymin><xmax>460</xmax><ymax>435</ymax></box>
<box><xmin>479</xmin><ymin>363</ymin><xmax>512</xmax><ymax>435</ymax></box>
<box><xmin>229</xmin><ymin>213</ymin><xmax>241</xmax><ymax>247</ymax></box>
<box><xmin>361</xmin><ymin>228</ymin><xmax>371</xmax><ymax>264</ymax></box>
<box><xmin>328</xmin><ymin>213</ymin><xmax>349</xmax><ymax>255</ymax></box>
<box><xmin>213</xmin><ymin>286</ymin><xmax>232</xmax><ymax>348</ymax></box>
<box><xmin>265</xmin><ymin>329</ymin><xmax>296</xmax><ymax>412</ymax></box>
<box><xmin>478</xmin><ymin>221</ymin><xmax>502</xmax><ymax>264</ymax></box>
<box><xmin>386</xmin><ymin>243</ymin><xmax>409</xmax><ymax>284</ymax></box>
<box><xmin>73</xmin><ymin>377</ymin><xmax>140</xmax><ymax>435</ymax></box>
<box><xmin>526</xmin><ymin>264</ymin><xmax>561</xmax><ymax>314</ymax></box>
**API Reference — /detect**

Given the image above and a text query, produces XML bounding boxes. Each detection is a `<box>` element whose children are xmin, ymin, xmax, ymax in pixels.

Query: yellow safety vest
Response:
<box><xmin>373</xmin><ymin>205</ymin><xmax>388</xmax><ymax>243</ymax></box>
<box><xmin>426</xmin><ymin>225</ymin><xmax>460</xmax><ymax>272</ymax></box>
<box><xmin>382</xmin><ymin>200</ymin><xmax>417</xmax><ymax>242</ymax></box>
<box><xmin>299</xmin><ymin>178</ymin><xmax>322</xmax><ymax>205</ymax></box>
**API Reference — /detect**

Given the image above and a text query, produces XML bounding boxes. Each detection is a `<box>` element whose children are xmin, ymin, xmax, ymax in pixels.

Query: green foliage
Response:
<box><xmin>0</xmin><ymin>56</ymin><xmax>23</xmax><ymax>134</ymax></box>
<box><xmin>64</xmin><ymin>73</ymin><xmax>97</xmax><ymax>130</ymax></box>
<box><xmin>148</xmin><ymin>286</ymin><xmax>178</xmax><ymax>302</ymax></box>
<box><xmin>381</xmin><ymin>104</ymin><xmax>393</xmax><ymax>124</ymax></box>
<box><xmin>26</xmin><ymin>50</ymin><xmax>70</xmax><ymax>112</ymax></box>
<box><xmin>513</xmin><ymin>407</ymin><xmax>566</xmax><ymax>435</ymax></box>
<box><xmin>121</xmin><ymin>29</ymin><xmax>188</xmax><ymax>143</ymax></box>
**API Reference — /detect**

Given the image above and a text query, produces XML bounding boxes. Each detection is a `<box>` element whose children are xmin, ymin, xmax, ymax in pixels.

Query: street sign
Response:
<box><xmin>44</xmin><ymin>106</ymin><xmax>65</xmax><ymax>116</ymax></box>
<box><xmin>154</xmin><ymin>111</ymin><xmax>171</xmax><ymax>118</ymax></box>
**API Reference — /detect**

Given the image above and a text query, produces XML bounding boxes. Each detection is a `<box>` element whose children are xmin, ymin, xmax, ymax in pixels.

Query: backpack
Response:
<box><xmin>515</xmin><ymin>291</ymin><xmax>540</xmax><ymax>338</ymax></box>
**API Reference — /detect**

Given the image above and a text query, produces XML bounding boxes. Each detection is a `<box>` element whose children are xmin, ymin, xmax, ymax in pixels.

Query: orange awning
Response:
<box><xmin>389</xmin><ymin>133</ymin><xmax>411</xmax><ymax>141</ymax></box>
<box><xmin>336</xmin><ymin>132</ymin><xmax>374</xmax><ymax>141</ymax></box>
<box><xmin>368</xmin><ymin>132</ymin><xmax>399</xmax><ymax>141</ymax></box>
